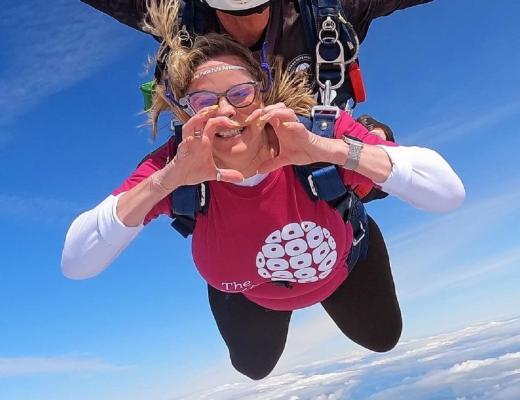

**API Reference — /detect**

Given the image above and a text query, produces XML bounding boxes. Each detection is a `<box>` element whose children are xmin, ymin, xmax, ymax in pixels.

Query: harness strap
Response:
<box><xmin>180</xmin><ymin>0</ymin><xmax>193</xmax><ymax>32</ymax></box>
<box><xmin>295</xmin><ymin>112</ymin><xmax>345</xmax><ymax>202</ymax></box>
<box><xmin>297</xmin><ymin>0</ymin><xmax>318</xmax><ymax>57</ymax></box>
<box><xmin>294</xmin><ymin>112</ymin><xmax>368</xmax><ymax>269</ymax></box>
<box><xmin>343</xmin><ymin>192</ymin><xmax>369</xmax><ymax>270</ymax></box>
<box><xmin>181</xmin><ymin>0</ymin><xmax>218</xmax><ymax>36</ymax></box>
<box><xmin>169</xmin><ymin>122</ymin><xmax>208</xmax><ymax>235</ymax></box>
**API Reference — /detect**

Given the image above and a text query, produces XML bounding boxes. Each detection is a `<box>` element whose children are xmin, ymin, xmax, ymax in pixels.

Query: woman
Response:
<box><xmin>62</xmin><ymin>1</ymin><xmax>465</xmax><ymax>380</ymax></box>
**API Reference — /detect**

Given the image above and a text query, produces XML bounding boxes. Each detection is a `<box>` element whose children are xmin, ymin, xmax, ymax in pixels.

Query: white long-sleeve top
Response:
<box><xmin>61</xmin><ymin>144</ymin><xmax>465</xmax><ymax>280</ymax></box>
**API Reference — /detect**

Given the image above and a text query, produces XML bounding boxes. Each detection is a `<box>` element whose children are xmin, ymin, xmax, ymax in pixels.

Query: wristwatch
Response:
<box><xmin>342</xmin><ymin>136</ymin><xmax>364</xmax><ymax>170</ymax></box>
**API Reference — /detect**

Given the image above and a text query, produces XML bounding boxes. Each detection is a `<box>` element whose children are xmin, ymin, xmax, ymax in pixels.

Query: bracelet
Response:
<box><xmin>342</xmin><ymin>136</ymin><xmax>364</xmax><ymax>170</ymax></box>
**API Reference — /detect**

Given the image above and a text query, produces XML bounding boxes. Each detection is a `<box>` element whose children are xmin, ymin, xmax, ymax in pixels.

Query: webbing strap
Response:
<box><xmin>343</xmin><ymin>192</ymin><xmax>369</xmax><ymax>270</ymax></box>
<box><xmin>309</xmin><ymin>166</ymin><xmax>347</xmax><ymax>200</ymax></box>
<box><xmin>295</xmin><ymin>112</ymin><xmax>345</xmax><ymax>201</ymax></box>
<box><xmin>170</xmin><ymin>215</ymin><xmax>196</xmax><ymax>239</ymax></box>
<box><xmin>297</xmin><ymin>0</ymin><xmax>317</xmax><ymax>57</ymax></box>
<box><xmin>181</xmin><ymin>1</ymin><xmax>219</xmax><ymax>35</ymax></box>
<box><xmin>170</xmin><ymin>121</ymin><xmax>207</xmax><ymax>235</ymax></box>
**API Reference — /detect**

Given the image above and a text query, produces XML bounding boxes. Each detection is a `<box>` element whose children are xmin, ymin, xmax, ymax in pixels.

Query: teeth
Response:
<box><xmin>217</xmin><ymin>128</ymin><xmax>244</xmax><ymax>138</ymax></box>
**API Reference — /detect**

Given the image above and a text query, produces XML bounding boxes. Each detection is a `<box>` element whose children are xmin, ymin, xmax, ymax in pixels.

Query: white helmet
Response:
<box><xmin>204</xmin><ymin>0</ymin><xmax>270</xmax><ymax>11</ymax></box>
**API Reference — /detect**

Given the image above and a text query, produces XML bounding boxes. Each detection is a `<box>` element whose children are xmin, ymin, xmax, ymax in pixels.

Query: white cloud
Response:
<box><xmin>0</xmin><ymin>355</ymin><xmax>129</xmax><ymax>377</ymax></box>
<box><xmin>173</xmin><ymin>317</ymin><xmax>520</xmax><ymax>400</ymax></box>
<box><xmin>168</xmin><ymin>190</ymin><xmax>520</xmax><ymax>398</ymax></box>
<box><xmin>0</xmin><ymin>193</ymin><xmax>86</xmax><ymax>225</ymax></box>
<box><xmin>385</xmin><ymin>190</ymin><xmax>520</xmax><ymax>300</ymax></box>
<box><xmin>0</xmin><ymin>1</ymin><xmax>134</xmax><ymax>130</ymax></box>
<box><xmin>400</xmin><ymin>99</ymin><xmax>520</xmax><ymax>148</ymax></box>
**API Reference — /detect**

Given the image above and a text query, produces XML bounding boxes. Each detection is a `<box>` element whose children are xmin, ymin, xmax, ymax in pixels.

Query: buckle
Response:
<box><xmin>311</xmin><ymin>105</ymin><xmax>340</xmax><ymax>119</ymax></box>
<box><xmin>351</xmin><ymin>221</ymin><xmax>365</xmax><ymax>246</ymax></box>
<box><xmin>315</xmin><ymin>45</ymin><xmax>345</xmax><ymax>90</ymax></box>
<box><xmin>307</xmin><ymin>175</ymin><xmax>318</xmax><ymax>197</ymax></box>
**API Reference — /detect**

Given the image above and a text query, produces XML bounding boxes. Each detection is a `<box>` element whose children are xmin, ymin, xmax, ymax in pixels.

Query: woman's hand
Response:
<box><xmin>247</xmin><ymin>103</ymin><xmax>329</xmax><ymax>173</ymax></box>
<box><xmin>153</xmin><ymin>106</ymin><xmax>245</xmax><ymax>191</ymax></box>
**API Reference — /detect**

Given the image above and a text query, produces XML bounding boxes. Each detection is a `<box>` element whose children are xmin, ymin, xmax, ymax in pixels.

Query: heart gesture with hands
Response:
<box><xmin>248</xmin><ymin>103</ymin><xmax>331</xmax><ymax>174</ymax></box>
<box><xmin>155</xmin><ymin>106</ymin><xmax>245</xmax><ymax>191</ymax></box>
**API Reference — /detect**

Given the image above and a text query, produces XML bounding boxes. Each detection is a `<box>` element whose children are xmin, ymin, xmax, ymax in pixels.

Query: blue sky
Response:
<box><xmin>0</xmin><ymin>1</ymin><xmax>519</xmax><ymax>399</ymax></box>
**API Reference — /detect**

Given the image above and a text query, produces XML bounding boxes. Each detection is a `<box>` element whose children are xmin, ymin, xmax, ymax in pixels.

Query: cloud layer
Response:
<box><xmin>175</xmin><ymin>317</ymin><xmax>520</xmax><ymax>400</ymax></box>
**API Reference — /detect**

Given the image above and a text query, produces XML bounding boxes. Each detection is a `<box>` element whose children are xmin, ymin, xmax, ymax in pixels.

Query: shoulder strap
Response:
<box><xmin>297</xmin><ymin>0</ymin><xmax>318</xmax><ymax>58</ymax></box>
<box><xmin>180</xmin><ymin>0</ymin><xmax>219</xmax><ymax>35</ymax></box>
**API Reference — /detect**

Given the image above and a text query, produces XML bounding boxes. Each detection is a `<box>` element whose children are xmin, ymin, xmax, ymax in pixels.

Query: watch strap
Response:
<box><xmin>342</xmin><ymin>137</ymin><xmax>364</xmax><ymax>170</ymax></box>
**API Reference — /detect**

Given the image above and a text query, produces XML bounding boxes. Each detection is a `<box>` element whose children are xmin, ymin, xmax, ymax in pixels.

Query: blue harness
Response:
<box><xmin>169</xmin><ymin>109</ymin><xmax>369</xmax><ymax>272</ymax></box>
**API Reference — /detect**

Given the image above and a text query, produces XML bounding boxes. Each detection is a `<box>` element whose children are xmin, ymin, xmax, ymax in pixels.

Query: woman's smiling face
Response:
<box><xmin>186</xmin><ymin>55</ymin><xmax>267</xmax><ymax>173</ymax></box>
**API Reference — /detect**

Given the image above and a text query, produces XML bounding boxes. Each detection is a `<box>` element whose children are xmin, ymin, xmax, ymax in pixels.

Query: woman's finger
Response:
<box><xmin>182</xmin><ymin>105</ymin><xmax>219</xmax><ymax>139</ymax></box>
<box><xmin>244</xmin><ymin>102</ymin><xmax>287</xmax><ymax>125</ymax></box>
<box><xmin>203</xmin><ymin>116</ymin><xmax>243</xmax><ymax>142</ymax></box>
<box><xmin>244</xmin><ymin>107</ymin><xmax>264</xmax><ymax>125</ymax></box>
<box><xmin>260</xmin><ymin>107</ymin><xmax>299</xmax><ymax>124</ymax></box>
<box><xmin>215</xmin><ymin>168</ymin><xmax>245</xmax><ymax>184</ymax></box>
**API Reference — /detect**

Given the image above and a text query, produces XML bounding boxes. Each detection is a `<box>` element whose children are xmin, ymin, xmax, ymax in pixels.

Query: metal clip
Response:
<box><xmin>307</xmin><ymin>175</ymin><xmax>318</xmax><ymax>197</ymax></box>
<box><xmin>319</xmin><ymin>17</ymin><xmax>339</xmax><ymax>44</ymax></box>
<box><xmin>200</xmin><ymin>183</ymin><xmax>206</xmax><ymax>207</ymax></box>
<box><xmin>312</xmin><ymin>80</ymin><xmax>340</xmax><ymax>118</ymax></box>
<box><xmin>311</xmin><ymin>105</ymin><xmax>340</xmax><ymax>119</ymax></box>
<box><xmin>315</xmin><ymin>40</ymin><xmax>345</xmax><ymax>90</ymax></box>
<box><xmin>179</xmin><ymin>25</ymin><xmax>193</xmax><ymax>48</ymax></box>
<box><xmin>352</xmin><ymin>221</ymin><xmax>365</xmax><ymax>246</ymax></box>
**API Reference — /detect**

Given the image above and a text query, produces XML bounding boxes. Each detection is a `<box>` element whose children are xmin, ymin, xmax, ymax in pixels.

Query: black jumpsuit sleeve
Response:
<box><xmin>80</xmin><ymin>0</ymin><xmax>149</xmax><ymax>32</ymax></box>
<box><xmin>341</xmin><ymin>0</ymin><xmax>434</xmax><ymax>42</ymax></box>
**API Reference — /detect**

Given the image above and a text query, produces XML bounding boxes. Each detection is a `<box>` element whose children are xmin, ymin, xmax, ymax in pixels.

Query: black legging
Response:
<box><xmin>208</xmin><ymin>216</ymin><xmax>402</xmax><ymax>380</ymax></box>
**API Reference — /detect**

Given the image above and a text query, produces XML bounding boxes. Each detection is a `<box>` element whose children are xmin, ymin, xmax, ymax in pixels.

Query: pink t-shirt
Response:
<box><xmin>113</xmin><ymin>112</ymin><xmax>396</xmax><ymax>310</ymax></box>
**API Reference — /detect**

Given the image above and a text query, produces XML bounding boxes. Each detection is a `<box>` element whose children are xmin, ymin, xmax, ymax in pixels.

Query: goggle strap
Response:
<box><xmin>260</xmin><ymin>41</ymin><xmax>273</xmax><ymax>93</ymax></box>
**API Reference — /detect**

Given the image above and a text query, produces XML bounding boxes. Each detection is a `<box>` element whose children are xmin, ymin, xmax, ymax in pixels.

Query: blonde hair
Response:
<box><xmin>142</xmin><ymin>0</ymin><xmax>315</xmax><ymax>138</ymax></box>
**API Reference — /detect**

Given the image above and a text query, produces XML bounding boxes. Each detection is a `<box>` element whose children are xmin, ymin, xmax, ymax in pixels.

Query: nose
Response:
<box><xmin>216</xmin><ymin>96</ymin><xmax>236</xmax><ymax>119</ymax></box>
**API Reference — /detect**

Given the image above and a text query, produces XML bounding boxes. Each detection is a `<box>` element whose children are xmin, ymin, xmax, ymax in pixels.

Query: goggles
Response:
<box><xmin>179</xmin><ymin>81</ymin><xmax>259</xmax><ymax>113</ymax></box>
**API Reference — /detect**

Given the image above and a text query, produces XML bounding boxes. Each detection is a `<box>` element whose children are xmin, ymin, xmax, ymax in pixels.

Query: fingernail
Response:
<box><xmin>259</xmin><ymin>115</ymin><xmax>268</xmax><ymax>121</ymax></box>
<box><xmin>245</xmin><ymin>115</ymin><xmax>254</xmax><ymax>124</ymax></box>
<box><xmin>282</xmin><ymin>122</ymin><xmax>290</xmax><ymax>127</ymax></box>
<box><xmin>231</xmin><ymin>121</ymin><xmax>241</xmax><ymax>127</ymax></box>
<box><xmin>201</xmin><ymin>105</ymin><xmax>218</xmax><ymax>115</ymax></box>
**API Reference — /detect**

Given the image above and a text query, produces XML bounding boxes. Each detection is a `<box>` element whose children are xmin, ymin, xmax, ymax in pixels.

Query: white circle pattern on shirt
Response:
<box><xmin>255</xmin><ymin>221</ymin><xmax>338</xmax><ymax>284</ymax></box>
